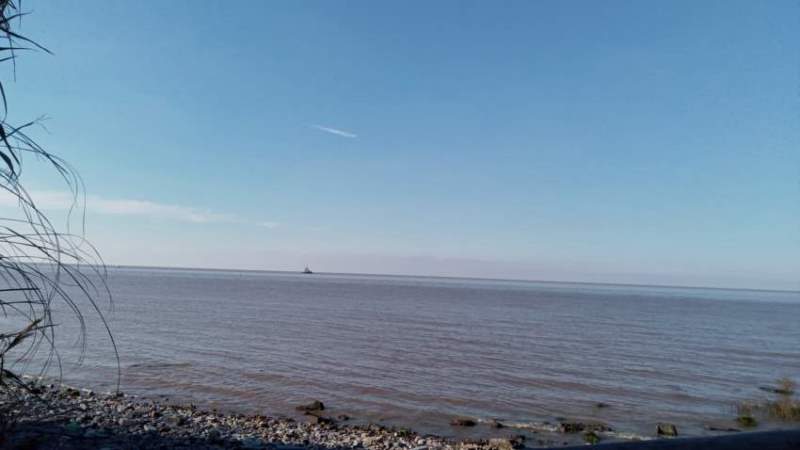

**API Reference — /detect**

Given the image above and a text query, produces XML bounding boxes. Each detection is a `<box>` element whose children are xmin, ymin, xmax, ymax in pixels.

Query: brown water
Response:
<box><xmin>7</xmin><ymin>267</ymin><xmax>800</xmax><ymax>439</ymax></box>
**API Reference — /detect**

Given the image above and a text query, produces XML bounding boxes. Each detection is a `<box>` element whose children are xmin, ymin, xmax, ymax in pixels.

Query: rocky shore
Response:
<box><xmin>1</xmin><ymin>379</ymin><xmax>595</xmax><ymax>450</ymax></box>
<box><xmin>9</xmin><ymin>377</ymin><xmax>786</xmax><ymax>450</ymax></box>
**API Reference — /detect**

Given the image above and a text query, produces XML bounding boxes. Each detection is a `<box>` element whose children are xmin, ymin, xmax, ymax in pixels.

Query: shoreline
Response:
<box><xmin>9</xmin><ymin>379</ymin><xmax>798</xmax><ymax>450</ymax></box>
<box><xmin>2</xmin><ymin>378</ymin><xmax>660</xmax><ymax>449</ymax></box>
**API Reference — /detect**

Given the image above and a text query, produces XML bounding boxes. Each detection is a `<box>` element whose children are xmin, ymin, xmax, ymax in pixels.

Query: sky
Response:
<box><xmin>1</xmin><ymin>0</ymin><xmax>798</xmax><ymax>290</ymax></box>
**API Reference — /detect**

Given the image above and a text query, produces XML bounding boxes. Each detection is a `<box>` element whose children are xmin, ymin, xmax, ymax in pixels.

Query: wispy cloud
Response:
<box><xmin>0</xmin><ymin>190</ymin><xmax>279</xmax><ymax>227</ymax></box>
<box><xmin>311</xmin><ymin>124</ymin><xmax>358</xmax><ymax>139</ymax></box>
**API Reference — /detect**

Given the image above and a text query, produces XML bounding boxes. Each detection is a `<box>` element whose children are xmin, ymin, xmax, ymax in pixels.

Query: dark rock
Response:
<box><xmin>657</xmin><ymin>422</ymin><xmax>678</xmax><ymax>436</ymax></box>
<box><xmin>295</xmin><ymin>400</ymin><xmax>325</xmax><ymax>412</ymax></box>
<box><xmin>589</xmin><ymin>422</ymin><xmax>612</xmax><ymax>432</ymax></box>
<box><xmin>595</xmin><ymin>402</ymin><xmax>609</xmax><ymax>409</ymax></box>
<box><xmin>486</xmin><ymin>419</ymin><xmax>504</xmax><ymax>429</ymax></box>
<box><xmin>206</xmin><ymin>428</ymin><xmax>221</xmax><ymax>442</ymax></box>
<box><xmin>460</xmin><ymin>438</ymin><xmax>487</xmax><ymax>450</ymax></box>
<box><xmin>583</xmin><ymin>431</ymin><xmax>600</xmax><ymax>444</ymax></box>
<box><xmin>736</xmin><ymin>415</ymin><xmax>758</xmax><ymax>427</ymax></box>
<box><xmin>66</xmin><ymin>388</ymin><xmax>81</xmax><ymax>398</ymax></box>
<box><xmin>450</xmin><ymin>417</ymin><xmax>477</xmax><ymax>427</ymax></box>
<box><xmin>705</xmin><ymin>424</ymin><xmax>741</xmax><ymax>432</ymax></box>
<box><xmin>559</xmin><ymin>422</ymin><xmax>583</xmax><ymax>433</ymax></box>
<box><xmin>488</xmin><ymin>435</ymin><xmax>525</xmax><ymax>450</ymax></box>
<box><xmin>559</xmin><ymin>421</ymin><xmax>611</xmax><ymax>433</ymax></box>
<box><xmin>306</xmin><ymin>415</ymin><xmax>333</xmax><ymax>425</ymax></box>
<box><xmin>759</xmin><ymin>386</ymin><xmax>795</xmax><ymax>395</ymax></box>
<box><xmin>167</xmin><ymin>415</ymin><xmax>186</xmax><ymax>426</ymax></box>
<box><xmin>336</xmin><ymin>414</ymin><xmax>350</xmax><ymax>421</ymax></box>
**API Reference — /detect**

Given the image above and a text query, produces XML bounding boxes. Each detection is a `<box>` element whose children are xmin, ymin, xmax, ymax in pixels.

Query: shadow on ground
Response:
<box><xmin>560</xmin><ymin>429</ymin><xmax>800</xmax><ymax>450</ymax></box>
<box><xmin>3</xmin><ymin>419</ymin><xmax>327</xmax><ymax>450</ymax></box>
<box><xmin>4</xmin><ymin>420</ymin><xmax>800</xmax><ymax>450</ymax></box>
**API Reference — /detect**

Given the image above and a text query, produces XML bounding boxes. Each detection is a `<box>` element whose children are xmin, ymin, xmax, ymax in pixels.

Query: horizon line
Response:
<box><xmin>103</xmin><ymin>263</ymin><xmax>800</xmax><ymax>295</ymax></box>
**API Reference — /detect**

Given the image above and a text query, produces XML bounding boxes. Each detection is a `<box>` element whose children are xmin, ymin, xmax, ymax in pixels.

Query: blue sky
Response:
<box><xmin>2</xmin><ymin>0</ymin><xmax>798</xmax><ymax>289</ymax></box>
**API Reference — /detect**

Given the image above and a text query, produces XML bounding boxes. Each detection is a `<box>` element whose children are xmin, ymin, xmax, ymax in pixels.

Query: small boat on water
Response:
<box><xmin>303</xmin><ymin>266</ymin><xmax>313</xmax><ymax>274</ymax></box>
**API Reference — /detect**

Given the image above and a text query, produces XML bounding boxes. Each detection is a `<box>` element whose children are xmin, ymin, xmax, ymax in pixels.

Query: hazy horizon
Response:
<box><xmin>107</xmin><ymin>259</ymin><xmax>799</xmax><ymax>293</ymax></box>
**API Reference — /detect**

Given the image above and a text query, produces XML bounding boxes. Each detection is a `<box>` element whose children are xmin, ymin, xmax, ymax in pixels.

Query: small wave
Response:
<box><xmin>603</xmin><ymin>431</ymin><xmax>654</xmax><ymax>441</ymax></box>
<box><xmin>478</xmin><ymin>418</ymin><xmax>653</xmax><ymax>441</ymax></box>
<box><xmin>127</xmin><ymin>362</ymin><xmax>192</xmax><ymax>370</ymax></box>
<box><xmin>477</xmin><ymin>419</ymin><xmax>559</xmax><ymax>433</ymax></box>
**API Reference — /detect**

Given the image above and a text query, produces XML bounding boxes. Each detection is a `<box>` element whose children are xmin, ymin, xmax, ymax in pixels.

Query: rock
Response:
<box><xmin>736</xmin><ymin>415</ymin><xmax>758</xmax><ymax>427</ymax></box>
<box><xmin>559</xmin><ymin>421</ymin><xmax>611</xmax><ymax>433</ymax></box>
<box><xmin>486</xmin><ymin>419</ymin><xmax>504</xmax><ymax>429</ymax></box>
<box><xmin>488</xmin><ymin>436</ymin><xmax>525</xmax><ymax>450</ymax></box>
<box><xmin>559</xmin><ymin>422</ymin><xmax>582</xmax><ymax>433</ymax></box>
<box><xmin>65</xmin><ymin>387</ymin><xmax>81</xmax><ymax>398</ymax></box>
<box><xmin>303</xmin><ymin>408</ymin><xmax>324</xmax><ymax>418</ymax></box>
<box><xmin>459</xmin><ymin>441</ymin><xmax>485</xmax><ymax>450</ymax></box>
<box><xmin>167</xmin><ymin>415</ymin><xmax>187</xmax><ymax>426</ymax></box>
<box><xmin>336</xmin><ymin>414</ymin><xmax>351</xmax><ymax>421</ymax></box>
<box><xmin>295</xmin><ymin>400</ymin><xmax>325</xmax><ymax>412</ymax></box>
<box><xmin>363</xmin><ymin>435</ymin><xmax>383</xmax><ymax>446</ymax></box>
<box><xmin>759</xmin><ymin>386</ymin><xmax>795</xmax><ymax>395</ymax></box>
<box><xmin>595</xmin><ymin>402</ymin><xmax>609</xmax><ymax>408</ymax></box>
<box><xmin>583</xmin><ymin>431</ymin><xmax>600</xmax><ymax>444</ymax></box>
<box><xmin>705</xmin><ymin>424</ymin><xmax>741</xmax><ymax>432</ymax></box>
<box><xmin>588</xmin><ymin>422</ymin><xmax>612</xmax><ymax>432</ymax></box>
<box><xmin>657</xmin><ymin>422</ymin><xmax>678</xmax><ymax>436</ymax></box>
<box><xmin>206</xmin><ymin>428</ymin><xmax>222</xmax><ymax>442</ymax></box>
<box><xmin>306</xmin><ymin>415</ymin><xmax>333</xmax><ymax>425</ymax></box>
<box><xmin>450</xmin><ymin>417</ymin><xmax>477</xmax><ymax>427</ymax></box>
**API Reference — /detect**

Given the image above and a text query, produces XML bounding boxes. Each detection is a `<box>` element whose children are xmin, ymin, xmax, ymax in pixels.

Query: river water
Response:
<box><xmin>6</xmin><ymin>267</ymin><xmax>800</xmax><ymax>439</ymax></box>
